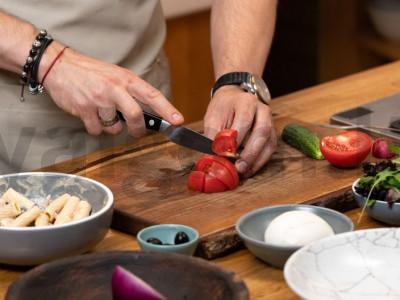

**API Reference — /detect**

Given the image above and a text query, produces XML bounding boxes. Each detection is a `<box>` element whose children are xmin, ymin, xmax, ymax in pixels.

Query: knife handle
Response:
<box><xmin>117</xmin><ymin>111</ymin><xmax>163</xmax><ymax>131</ymax></box>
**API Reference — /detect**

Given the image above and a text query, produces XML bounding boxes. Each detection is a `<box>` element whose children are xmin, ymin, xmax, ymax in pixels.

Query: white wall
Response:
<box><xmin>161</xmin><ymin>0</ymin><xmax>212</xmax><ymax>19</ymax></box>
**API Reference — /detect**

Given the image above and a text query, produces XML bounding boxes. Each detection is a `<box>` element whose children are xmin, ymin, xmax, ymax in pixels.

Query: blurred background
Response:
<box><xmin>161</xmin><ymin>0</ymin><xmax>400</xmax><ymax>123</ymax></box>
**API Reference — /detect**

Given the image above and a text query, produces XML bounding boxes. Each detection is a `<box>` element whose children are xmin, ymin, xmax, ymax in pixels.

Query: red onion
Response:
<box><xmin>112</xmin><ymin>265</ymin><xmax>166</xmax><ymax>300</ymax></box>
<box><xmin>372</xmin><ymin>139</ymin><xmax>395</xmax><ymax>159</ymax></box>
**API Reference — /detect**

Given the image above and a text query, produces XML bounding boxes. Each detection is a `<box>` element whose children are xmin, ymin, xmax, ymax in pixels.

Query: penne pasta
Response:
<box><xmin>11</xmin><ymin>206</ymin><xmax>41</xmax><ymax>227</ymax></box>
<box><xmin>73</xmin><ymin>201</ymin><xmax>92</xmax><ymax>221</ymax></box>
<box><xmin>0</xmin><ymin>201</ymin><xmax>20</xmax><ymax>219</ymax></box>
<box><xmin>0</xmin><ymin>218</ymin><xmax>14</xmax><ymax>227</ymax></box>
<box><xmin>2</xmin><ymin>188</ymin><xmax>35</xmax><ymax>210</ymax></box>
<box><xmin>54</xmin><ymin>196</ymin><xmax>79</xmax><ymax>225</ymax></box>
<box><xmin>0</xmin><ymin>189</ymin><xmax>91</xmax><ymax>227</ymax></box>
<box><xmin>35</xmin><ymin>213</ymin><xmax>50</xmax><ymax>227</ymax></box>
<box><xmin>45</xmin><ymin>193</ymin><xmax>70</xmax><ymax>222</ymax></box>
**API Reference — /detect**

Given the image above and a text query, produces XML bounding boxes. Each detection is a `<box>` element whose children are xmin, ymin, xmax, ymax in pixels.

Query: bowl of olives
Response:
<box><xmin>137</xmin><ymin>224</ymin><xmax>199</xmax><ymax>256</ymax></box>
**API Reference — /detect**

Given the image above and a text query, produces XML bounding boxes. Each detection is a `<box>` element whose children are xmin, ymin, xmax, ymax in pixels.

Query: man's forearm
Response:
<box><xmin>0</xmin><ymin>11</ymin><xmax>37</xmax><ymax>73</ymax></box>
<box><xmin>0</xmin><ymin>11</ymin><xmax>64</xmax><ymax>80</ymax></box>
<box><xmin>211</xmin><ymin>0</ymin><xmax>277</xmax><ymax>78</ymax></box>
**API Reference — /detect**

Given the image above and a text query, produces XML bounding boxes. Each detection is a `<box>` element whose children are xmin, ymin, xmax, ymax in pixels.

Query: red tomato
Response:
<box><xmin>188</xmin><ymin>155</ymin><xmax>239</xmax><ymax>193</ymax></box>
<box><xmin>320</xmin><ymin>131</ymin><xmax>373</xmax><ymax>168</ymax></box>
<box><xmin>194</xmin><ymin>155</ymin><xmax>239</xmax><ymax>189</ymax></box>
<box><xmin>187</xmin><ymin>171</ymin><xmax>205</xmax><ymax>192</ymax></box>
<box><xmin>208</xmin><ymin>156</ymin><xmax>239</xmax><ymax>187</ymax></box>
<box><xmin>203</xmin><ymin>175</ymin><xmax>228</xmax><ymax>193</ymax></box>
<box><xmin>212</xmin><ymin>129</ymin><xmax>238</xmax><ymax>157</ymax></box>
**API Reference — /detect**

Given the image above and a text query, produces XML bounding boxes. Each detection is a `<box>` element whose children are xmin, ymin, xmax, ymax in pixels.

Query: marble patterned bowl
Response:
<box><xmin>284</xmin><ymin>228</ymin><xmax>400</xmax><ymax>300</ymax></box>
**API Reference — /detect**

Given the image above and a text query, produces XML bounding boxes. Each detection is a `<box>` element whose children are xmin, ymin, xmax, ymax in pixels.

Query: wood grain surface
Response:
<box><xmin>45</xmin><ymin>117</ymin><xmax>366</xmax><ymax>259</ymax></box>
<box><xmin>1</xmin><ymin>60</ymin><xmax>400</xmax><ymax>299</ymax></box>
<box><xmin>40</xmin><ymin>61</ymin><xmax>400</xmax><ymax>259</ymax></box>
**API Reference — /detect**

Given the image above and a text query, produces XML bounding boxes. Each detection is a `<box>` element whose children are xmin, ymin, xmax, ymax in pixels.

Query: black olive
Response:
<box><xmin>378</xmin><ymin>189</ymin><xmax>388</xmax><ymax>201</ymax></box>
<box><xmin>146</xmin><ymin>237</ymin><xmax>163</xmax><ymax>245</ymax></box>
<box><xmin>174</xmin><ymin>231</ymin><xmax>190</xmax><ymax>245</ymax></box>
<box><xmin>362</xmin><ymin>162</ymin><xmax>376</xmax><ymax>176</ymax></box>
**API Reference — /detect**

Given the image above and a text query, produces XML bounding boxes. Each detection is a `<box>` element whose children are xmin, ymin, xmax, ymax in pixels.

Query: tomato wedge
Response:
<box><xmin>204</xmin><ymin>175</ymin><xmax>228</xmax><ymax>193</ymax></box>
<box><xmin>320</xmin><ymin>131</ymin><xmax>373</xmax><ymax>168</ymax></box>
<box><xmin>194</xmin><ymin>155</ymin><xmax>239</xmax><ymax>189</ymax></box>
<box><xmin>188</xmin><ymin>155</ymin><xmax>239</xmax><ymax>193</ymax></box>
<box><xmin>212</xmin><ymin>129</ymin><xmax>238</xmax><ymax>157</ymax></box>
<box><xmin>187</xmin><ymin>171</ymin><xmax>206</xmax><ymax>192</ymax></box>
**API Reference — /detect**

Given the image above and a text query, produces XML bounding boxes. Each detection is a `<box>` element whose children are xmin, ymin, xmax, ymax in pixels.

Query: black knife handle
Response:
<box><xmin>117</xmin><ymin>110</ymin><xmax>163</xmax><ymax>131</ymax></box>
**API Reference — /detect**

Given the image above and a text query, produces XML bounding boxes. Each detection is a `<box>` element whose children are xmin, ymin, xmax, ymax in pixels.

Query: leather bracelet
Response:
<box><xmin>19</xmin><ymin>29</ymin><xmax>53</xmax><ymax>102</ymax></box>
<box><xmin>29</xmin><ymin>36</ymin><xmax>54</xmax><ymax>95</ymax></box>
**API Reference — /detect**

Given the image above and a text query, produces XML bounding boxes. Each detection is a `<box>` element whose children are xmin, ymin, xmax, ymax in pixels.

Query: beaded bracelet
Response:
<box><xmin>19</xmin><ymin>29</ymin><xmax>53</xmax><ymax>102</ymax></box>
<box><xmin>29</xmin><ymin>36</ymin><xmax>53</xmax><ymax>95</ymax></box>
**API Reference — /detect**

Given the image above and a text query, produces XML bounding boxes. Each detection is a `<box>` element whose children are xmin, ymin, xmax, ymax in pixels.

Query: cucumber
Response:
<box><xmin>282</xmin><ymin>124</ymin><xmax>324</xmax><ymax>160</ymax></box>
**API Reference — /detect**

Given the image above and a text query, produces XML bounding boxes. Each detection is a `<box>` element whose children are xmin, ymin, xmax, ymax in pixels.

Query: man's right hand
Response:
<box><xmin>41</xmin><ymin>42</ymin><xmax>184</xmax><ymax>136</ymax></box>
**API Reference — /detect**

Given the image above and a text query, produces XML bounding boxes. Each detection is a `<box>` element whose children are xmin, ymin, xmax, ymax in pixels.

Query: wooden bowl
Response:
<box><xmin>6</xmin><ymin>251</ymin><xmax>248</xmax><ymax>300</ymax></box>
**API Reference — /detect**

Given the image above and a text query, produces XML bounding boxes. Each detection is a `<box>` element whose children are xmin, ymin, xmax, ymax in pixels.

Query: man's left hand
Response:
<box><xmin>204</xmin><ymin>85</ymin><xmax>277</xmax><ymax>177</ymax></box>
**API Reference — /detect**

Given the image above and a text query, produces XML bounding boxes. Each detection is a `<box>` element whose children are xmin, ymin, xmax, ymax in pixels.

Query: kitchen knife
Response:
<box><xmin>117</xmin><ymin>111</ymin><xmax>214</xmax><ymax>154</ymax></box>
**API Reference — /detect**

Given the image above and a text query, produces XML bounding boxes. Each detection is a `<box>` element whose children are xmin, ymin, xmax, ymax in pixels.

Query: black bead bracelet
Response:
<box><xmin>20</xmin><ymin>29</ymin><xmax>53</xmax><ymax>102</ymax></box>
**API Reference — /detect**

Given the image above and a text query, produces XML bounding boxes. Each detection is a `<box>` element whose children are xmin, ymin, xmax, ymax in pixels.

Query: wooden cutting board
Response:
<box><xmin>43</xmin><ymin>116</ymin><xmax>368</xmax><ymax>259</ymax></box>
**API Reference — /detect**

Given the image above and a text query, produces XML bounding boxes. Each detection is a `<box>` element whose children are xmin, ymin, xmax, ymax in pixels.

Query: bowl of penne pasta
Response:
<box><xmin>0</xmin><ymin>172</ymin><xmax>113</xmax><ymax>266</ymax></box>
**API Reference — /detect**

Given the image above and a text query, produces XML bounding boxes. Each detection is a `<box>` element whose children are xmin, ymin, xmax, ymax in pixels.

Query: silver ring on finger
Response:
<box><xmin>97</xmin><ymin>109</ymin><xmax>119</xmax><ymax>127</ymax></box>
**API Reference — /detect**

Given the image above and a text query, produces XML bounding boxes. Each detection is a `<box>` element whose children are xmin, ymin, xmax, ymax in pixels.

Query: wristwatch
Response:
<box><xmin>211</xmin><ymin>72</ymin><xmax>271</xmax><ymax>105</ymax></box>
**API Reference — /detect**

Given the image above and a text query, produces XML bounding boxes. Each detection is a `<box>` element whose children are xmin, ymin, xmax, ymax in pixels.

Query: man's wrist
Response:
<box><xmin>213</xmin><ymin>84</ymin><xmax>245</xmax><ymax>97</ymax></box>
<box><xmin>37</xmin><ymin>41</ymin><xmax>66</xmax><ymax>83</ymax></box>
<box><xmin>212</xmin><ymin>72</ymin><xmax>271</xmax><ymax>103</ymax></box>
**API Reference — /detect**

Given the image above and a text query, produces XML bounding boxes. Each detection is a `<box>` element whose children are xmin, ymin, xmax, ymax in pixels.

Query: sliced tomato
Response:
<box><xmin>210</xmin><ymin>156</ymin><xmax>240</xmax><ymax>188</ymax></box>
<box><xmin>188</xmin><ymin>171</ymin><xmax>206</xmax><ymax>192</ymax></box>
<box><xmin>194</xmin><ymin>155</ymin><xmax>239</xmax><ymax>189</ymax></box>
<box><xmin>212</xmin><ymin>129</ymin><xmax>238</xmax><ymax>157</ymax></box>
<box><xmin>188</xmin><ymin>155</ymin><xmax>239</xmax><ymax>193</ymax></box>
<box><xmin>320</xmin><ymin>131</ymin><xmax>373</xmax><ymax>168</ymax></box>
<box><xmin>203</xmin><ymin>175</ymin><xmax>228</xmax><ymax>193</ymax></box>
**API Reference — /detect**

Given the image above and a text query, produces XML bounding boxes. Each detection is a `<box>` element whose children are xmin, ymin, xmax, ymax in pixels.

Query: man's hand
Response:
<box><xmin>40</xmin><ymin>43</ymin><xmax>184</xmax><ymax>136</ymax></box>
<box><xmin>204</xmin><ymin>86</ymin><xmax>277</xmax><ymax>177</ymax></box>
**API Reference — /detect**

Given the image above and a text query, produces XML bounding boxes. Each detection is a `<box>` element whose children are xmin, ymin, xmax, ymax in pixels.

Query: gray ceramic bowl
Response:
<box><xmin>353</xmin><ymin>179</ymin><xmax>400</xmax><ymax>225</ymax></box>
<box><xmin>137</xmin><ymin>224</ymin><xmax>199</xmax><ymax>255</ymax></box>
<box><xmin>0</xmin><ymin>172</ymin><xmax>113</xmax><ymax>266</ymax></box>
<box><xmin>236</xmin><ymin>205</ymin><xmax>354</xmax><ymax>269</ymax></box>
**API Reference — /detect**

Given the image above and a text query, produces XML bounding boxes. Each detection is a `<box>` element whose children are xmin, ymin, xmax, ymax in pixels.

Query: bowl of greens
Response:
<box><xmin>353</xmin><ymin>159</ymin><xmax>400</xmax><ymax>225</ymax></box>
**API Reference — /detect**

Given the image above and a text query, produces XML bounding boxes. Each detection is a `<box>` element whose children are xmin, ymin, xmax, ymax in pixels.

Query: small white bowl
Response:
<box><xmin>0</xmin><ymin>172</ymin><xmax>113</xmax><ymax>266</ymax></box>
<box><xmin>285</xmin><ymin>228</ymin><xmax>400</xmax><ymax>300</ymax></box>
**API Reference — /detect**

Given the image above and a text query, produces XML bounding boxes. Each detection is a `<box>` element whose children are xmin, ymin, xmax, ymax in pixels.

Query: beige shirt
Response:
<box><xmin>0</xmin><ymin>0</ymin><xmax>170</xmax><ymax>173</ymax></box>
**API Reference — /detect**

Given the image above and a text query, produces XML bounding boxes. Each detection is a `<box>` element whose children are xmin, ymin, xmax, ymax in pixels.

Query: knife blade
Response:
<box><xmin>117</xmin><ymin>111</ymin><xmax>214</xmax><ymax>154</ymax></box>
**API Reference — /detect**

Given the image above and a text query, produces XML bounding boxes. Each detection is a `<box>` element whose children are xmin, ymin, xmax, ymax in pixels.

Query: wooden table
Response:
<box><xmin>1</xmin><ymin>61</ymin><xmax>400</xmax><ymax>299</ymax></box>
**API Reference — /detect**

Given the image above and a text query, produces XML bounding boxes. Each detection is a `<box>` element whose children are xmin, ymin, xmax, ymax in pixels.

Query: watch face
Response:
<box><xmin>252</xmin><ymin>75</ymin><xmax>271</xmax><ymax>104</ymax></box>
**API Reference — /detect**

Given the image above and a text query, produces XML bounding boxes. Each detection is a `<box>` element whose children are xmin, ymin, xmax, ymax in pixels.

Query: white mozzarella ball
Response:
<box><xmin>264</xmin><ymin>210</ymin><xmax>334</xmax><ymax>247</ymax></box>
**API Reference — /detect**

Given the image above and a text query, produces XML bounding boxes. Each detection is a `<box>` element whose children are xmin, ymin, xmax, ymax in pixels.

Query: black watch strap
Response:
<box><xmin>211</xmin><ymin>72</ymin><xmax>250</xmax><ymax>97</ymax></box>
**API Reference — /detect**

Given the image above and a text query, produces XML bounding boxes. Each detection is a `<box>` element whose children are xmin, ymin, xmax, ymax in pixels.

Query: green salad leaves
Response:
<box><xmin>358</xmin><ymin>168</ymin><xmax>400</xmax><ymax>206</ymax></box>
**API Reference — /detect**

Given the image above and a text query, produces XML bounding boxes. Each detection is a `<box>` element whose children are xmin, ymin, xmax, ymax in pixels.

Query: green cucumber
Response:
<box><xmin>282</xmin><ymin>124</ymin><xmax>324</xmax><ymax>160</ymax></box>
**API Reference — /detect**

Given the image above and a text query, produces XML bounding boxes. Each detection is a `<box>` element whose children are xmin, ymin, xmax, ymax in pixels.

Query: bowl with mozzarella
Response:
<box><xmin>0</xmin><ymin>172</ymin><xmax>113</xmax><ymax>266</ymax></box>
<box><xmin>236</xmin><ymin>205</ymin><xmax>354</xmax><ymax>269</ymax></box>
